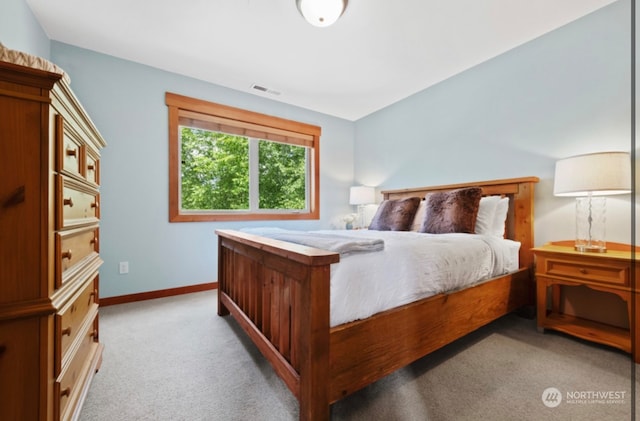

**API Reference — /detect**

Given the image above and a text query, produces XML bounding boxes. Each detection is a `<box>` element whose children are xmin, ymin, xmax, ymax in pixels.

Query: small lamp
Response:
<box><xmin>296</xmin><ymin>0</ymin><xmax>348</xmax><ymax>27</ymax></box>
<box><xmin>553</xmin><ymin>151</ymin><xmax>631</xmax><ymax>252</ymax></box>
<box><xmin>349</xmin><ymin>186</ymin><xmax>375</xmax><ymax>229</ymax></box>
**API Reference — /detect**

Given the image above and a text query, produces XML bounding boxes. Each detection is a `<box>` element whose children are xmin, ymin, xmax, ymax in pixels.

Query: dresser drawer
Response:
<box><xmin>56</xmin><ymin>175</ymin><xmax>100</xmax><ymax>229</ymax></box>
<box><xmin>55</xmin><ymin>276</ymin><xmax>99</xmax><ymax>374</ymax></box>
<box><xmin>85</xmin><ymin>147</ymin><xmax>100</xmax><ymax>186</ymax></box>
<box><xmin>56</xmin><ymin>314</ymin><xmax>99</xmax><ymax>421</ymax></box>
<box><xmin>541</xmin><ymin>257</ymin><xmax>629</xmax><ymax>287</ymax></box>
<box><xmin>55</xmin><ymin>226</ymin><xmax>99</xmax><ymax>289</ymax></box>
<box><xmin>55</xmin><ymin>114</ymin><xmax>85</xmax><ymax>181</ymax></box>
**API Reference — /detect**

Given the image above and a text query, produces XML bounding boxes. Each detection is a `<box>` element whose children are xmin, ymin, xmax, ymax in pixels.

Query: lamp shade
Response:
<box><xmin>553</xmin><ymin>151</ymin><xmax>631</xmax><ymax>197</ymax></box>
<box><xmin>296</xmin><ymin>0</ymin><xmax>347</xmax><ymax>27</ymax></box>
<box><xmin>349</xmin><ymin>186</ymin><xmax>375</xmax><ymax>205</ymax></box>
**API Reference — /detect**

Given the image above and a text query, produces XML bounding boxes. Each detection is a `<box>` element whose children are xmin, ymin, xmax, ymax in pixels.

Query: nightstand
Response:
<box><xmin>533</xmin><ymin>241</ymin><xmax>640</xmax><ymax>362</ymax></box>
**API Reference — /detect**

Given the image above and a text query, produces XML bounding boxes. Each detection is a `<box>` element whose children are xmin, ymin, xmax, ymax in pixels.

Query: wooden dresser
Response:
<box><xmin>0</xmin><ymin>60</ymin><xmax>106</xmax><ymax>420</ymax></box>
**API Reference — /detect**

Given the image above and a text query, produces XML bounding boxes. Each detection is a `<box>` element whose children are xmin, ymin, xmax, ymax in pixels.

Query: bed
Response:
<box><xmin>216</xmin><ymin>176</ymin><xmax>538</xmax><ymax>420</ymax></box>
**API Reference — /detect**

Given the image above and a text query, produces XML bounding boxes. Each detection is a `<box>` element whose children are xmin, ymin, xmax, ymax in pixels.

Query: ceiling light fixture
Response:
<box><xmin>296</xmin><ymin>0</ymin><xmax>348</xmax><ymax>28</ymax></box>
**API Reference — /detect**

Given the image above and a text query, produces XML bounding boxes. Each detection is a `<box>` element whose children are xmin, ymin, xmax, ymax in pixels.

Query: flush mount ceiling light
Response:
<box><xmin>296</xmin><ymin>0</ymin><xmax>348</xmax><ymax>28</ymax></box>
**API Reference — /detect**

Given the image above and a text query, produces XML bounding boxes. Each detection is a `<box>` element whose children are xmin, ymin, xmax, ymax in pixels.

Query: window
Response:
<box><xmin>166</xmin><ymin>92</ymin><xmax>320</xmax><ymax>222</ymax></box>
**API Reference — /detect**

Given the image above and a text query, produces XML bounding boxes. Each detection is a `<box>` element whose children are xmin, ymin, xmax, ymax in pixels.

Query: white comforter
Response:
<box><xmin>312</xmin><ymin>230</ymin><xmax>521</xmax><ymax>327</ymax></box>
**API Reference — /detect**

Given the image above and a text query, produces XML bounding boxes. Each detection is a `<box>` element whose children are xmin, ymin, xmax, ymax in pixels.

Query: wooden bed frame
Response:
<box><xmin>216</xmin><ymin>176</ymin><xmax>538</xmax><ymax>420</ymax></box>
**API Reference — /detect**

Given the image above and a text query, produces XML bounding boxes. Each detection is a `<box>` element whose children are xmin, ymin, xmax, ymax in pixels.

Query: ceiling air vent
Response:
<box><xmin>251</xmin><ymin>84</ymin><xmax>281</xmax><ymax>96</ymax></box>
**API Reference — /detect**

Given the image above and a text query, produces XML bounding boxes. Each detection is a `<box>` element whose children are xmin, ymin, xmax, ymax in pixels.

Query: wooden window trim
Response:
<box><xmin>166</xmin><ymin>92</ymin><xmax>321</xmax><ymax>222</ymax></box>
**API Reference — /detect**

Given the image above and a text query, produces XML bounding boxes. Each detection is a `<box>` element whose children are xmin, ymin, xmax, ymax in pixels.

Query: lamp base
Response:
<box><xmin>574</xmin><ymin>196</ymin><xmax>607</xmax><ymax>254</ymax></box>
<box><xmin>574</xmin><ymin>244</ymin><xmax>607</xmax><ymax>253</ymax></box>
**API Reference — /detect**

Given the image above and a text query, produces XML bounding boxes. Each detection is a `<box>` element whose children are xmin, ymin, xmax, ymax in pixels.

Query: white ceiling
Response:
<box><xmin>26</xmin><ymin>0</ymin><xmax>617</xmax><ymax>121</ymax></box>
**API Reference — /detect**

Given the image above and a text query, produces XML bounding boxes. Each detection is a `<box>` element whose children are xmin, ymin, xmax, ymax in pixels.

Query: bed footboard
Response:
<box><xmin>216</xmin><ymin>229</ymin><xmax>339</xmax><ymax>420</ymax></box>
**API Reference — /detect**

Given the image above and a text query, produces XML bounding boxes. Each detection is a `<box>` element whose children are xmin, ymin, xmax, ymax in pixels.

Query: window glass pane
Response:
<box><xmin>167</xmin><ymin>92</ymin><xmax>320</xmax><ymax>221</ymax></box>
<box><xmin>180</xmin><ymin>127</ymin><xmax>249</xmax><ymax>210</ymax></box>
<box><xmin>258</xmin><ymin>140</ymin><xmax>307</xmax><ymax>210</ymax></box>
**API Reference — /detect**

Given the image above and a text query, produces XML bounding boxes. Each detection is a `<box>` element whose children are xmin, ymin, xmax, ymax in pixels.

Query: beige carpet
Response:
<box><xmin>79</xmin><ymin>291</ymin><xmax>638</xmax><ymax>420</ymax></box>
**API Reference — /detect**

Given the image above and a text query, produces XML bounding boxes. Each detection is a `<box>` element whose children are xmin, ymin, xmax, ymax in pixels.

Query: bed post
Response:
<box><xmin>511</xmin><ymin>179</ymin><xmax>535</xmax><ymax>271</ymax></box>
<box><xmin>217</xmin><ymin>237</ymin><xmax>230</xmax><ymax>317</ymax></box>
<box><xmin>510</xmin><ymin>178</ymin><xmax>537</xmax><ymax>314</ymax></box>
<box><xmin>298</xmin><ymin>265</ymin><xmax>331</xmax><ymax>420</ymax></box>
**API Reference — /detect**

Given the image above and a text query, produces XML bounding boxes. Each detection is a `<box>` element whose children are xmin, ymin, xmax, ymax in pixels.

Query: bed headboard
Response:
<box><xmin>381</xmin><ymin>177</ymin><xmax>539</xmax><ymax>270</ymax></box>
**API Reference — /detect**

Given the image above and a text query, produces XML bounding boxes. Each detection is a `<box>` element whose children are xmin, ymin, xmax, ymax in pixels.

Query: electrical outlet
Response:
<box><xmin>119</xmin><ymin>261</ymin><xmax>129</xmax><ymax>274</ymax></box>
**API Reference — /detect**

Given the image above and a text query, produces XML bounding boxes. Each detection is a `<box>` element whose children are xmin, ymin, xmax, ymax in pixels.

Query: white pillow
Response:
<box><xmin>410</xmin><ymin>200</ymin><xmax>426</xmax><ymax>231</ymax></box>
<box><xmin>491</xmin><ymin>197</ymin><xmax>510</xmax><ymax>238</ymax></box>
<box><xmin>475</xmin><ymin>196</ymin><xmax>500</xmax><ymax>235</ymax></box>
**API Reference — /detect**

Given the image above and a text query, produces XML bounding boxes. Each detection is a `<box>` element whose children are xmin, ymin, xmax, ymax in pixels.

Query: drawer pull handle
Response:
<box><xmin>87</xmin><ymin>164</ymin><xmax>95</xmax><ymax>171</ymax></box>
<box><xmin>62</xmin><ymin>250</ymin><xmax>72</xmax><ymax>260</ymax></box>
<box><xmin>3</xmin><ymin>185</ymin><xmax>25</xmax><ymax>208</ymax></box>
<box><xmin>63</xmin><ymin>197</ymin><xmax>74</xmax><ymax>207</ymax></box>
<box><xmin>90</xmin><ymin>330</ymin><xmax>98</xmax><ymax>339</ymax></box>
<box><xmin>61</xmin><ymin>327</ymin><xmax>72</xmax><ymax>336</ymax></box>
<box><xmin>66</xmin><ymin>148</ymin><xmax>77</xmax><ymax>157</ymax></box>
<box><xmin>61</xmin><ymin>387</ymin><xmax>71</xmax><ymax>398</ymax></box>
<box><xmin>91</xmin><ymin>201</ymin><xmax>99</xmax><ymax>209</ymax></box>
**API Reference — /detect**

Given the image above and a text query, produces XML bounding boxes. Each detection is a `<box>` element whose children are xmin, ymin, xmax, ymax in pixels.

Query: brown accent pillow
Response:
<box><xmin>368</xmin><ymin>197</ymin><xmax>421</xmax><ymax>231</ymax></box>
<box><xmin>420</xmin><ymin>187</ymin><xmax>483</xmax><ymax>234</ymax></box>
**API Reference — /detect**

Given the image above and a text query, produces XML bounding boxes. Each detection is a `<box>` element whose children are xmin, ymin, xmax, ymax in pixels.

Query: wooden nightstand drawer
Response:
<box><xmin>542</xmin><ymin>258</ymin><xmax>628</xmax><ymax>287</ymax></box>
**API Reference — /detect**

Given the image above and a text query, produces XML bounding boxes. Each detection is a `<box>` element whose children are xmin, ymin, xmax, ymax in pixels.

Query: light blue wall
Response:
<box><xmin>0</xmin><ymin>0</ymin><xmax>49</xmax><ymax>58</ymax></box>
<box><xmin>355</xmin><ymin>0</ymin><xmax>633</xmax><ymax>247</ymax></box>
<box><xmin>3</xmin><ymin>0</ymin><xmax>635</xmax><ymax>297</ymax></box>
<box><xmin>50</xmin><ymin>43</ymin><xmax>355</xmax><ymax>297</ymax></box>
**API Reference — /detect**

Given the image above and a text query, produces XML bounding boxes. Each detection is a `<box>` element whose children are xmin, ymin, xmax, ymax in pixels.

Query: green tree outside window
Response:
<box><xmin>180</xmin><ymin>127</ymin><xmax>307</xmax><ymax>211</ymax></box>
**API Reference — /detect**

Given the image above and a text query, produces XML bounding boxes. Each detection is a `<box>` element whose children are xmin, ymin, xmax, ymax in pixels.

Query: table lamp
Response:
<box><xmin>349</xmin><ymin>186</ymin><xmax>375</xmax><ymax>229</ymax></box>
<box><xmin>553</xmin><ymin>151</ymin><xmax>631</xmax><ymax>252</ymax></box>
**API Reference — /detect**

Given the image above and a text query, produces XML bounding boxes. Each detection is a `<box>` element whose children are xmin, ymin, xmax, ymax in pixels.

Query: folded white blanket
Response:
<box><xmin>241</xmin><ymin>227</ymin><xmax>384</xmax><ymax>256</ymax></box>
